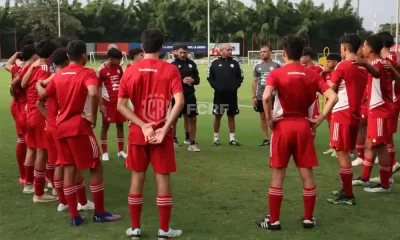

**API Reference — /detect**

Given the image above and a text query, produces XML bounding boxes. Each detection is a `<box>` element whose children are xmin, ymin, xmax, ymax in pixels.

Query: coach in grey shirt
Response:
<box><xmin>252</xmin><ymin>45</ymin><xmax>280</xmax><ymax>146</ymax></box>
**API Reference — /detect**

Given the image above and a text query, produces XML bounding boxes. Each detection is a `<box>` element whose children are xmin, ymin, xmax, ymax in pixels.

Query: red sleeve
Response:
<box><xmin>38</xmin><ymin>67</ymin><xmax>51</xmax><ymax>80</ymax></box>
<box><xmin>330</xmin><ymin>62</ymin><xmax>345</xmax><ymax>84</ymax></box>
<box><xmin>45</xmin><ymin>79</ymin><xmax>56</xmax><ymax>97</ymax></box>
<box><xmin>11</xmin><ymin>65</ymin><xmax>20</xmax><ymax>78</ymax></box>
<box><xmin>266</xmin><ymin>69</ymin><xmax>278</xmax><ymax>88</ymax></box>
<box><xmin>96</xmin><ymin>68</ymin><xmax>104</xmax><ymax>85</ymax></box>
<box><xmin>85</xmin><ymin>69</ymin><xmax>99</xmax><ymax>87</ymax></box>
<box><xmin>118</xmin><ymin>74</ymin><xmax>129</xmax><ymax>98</ymax></box>
<box><xmin>171</xmin><ymin>66</ymin><xmax>183</xmax><ymax>94</ymax></box>
<box><xmin>18</xmin><ymin>65</ymin><xmax>31</xmax><ymax>79</ymax></box>
<box><xmin>317</xmin><ymin>74</ymin><xmax>330</xmax><ymax>94</ymax></box>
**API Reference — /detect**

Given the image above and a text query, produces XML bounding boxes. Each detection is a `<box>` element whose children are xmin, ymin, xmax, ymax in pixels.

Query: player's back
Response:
<box><xmin>27</xmin><ymin>64</ymin><xmax>50</xmax><ymax>110</ymax></box>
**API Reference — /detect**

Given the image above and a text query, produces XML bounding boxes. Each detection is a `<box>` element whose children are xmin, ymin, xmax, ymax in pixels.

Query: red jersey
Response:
<box><xmin>383</xmin><ymin>54</ymin><xmax>398</xmax><ymax>108</ymax></box>
<box><xmin>322</xmin><ymin>71</ymin><xmax>332</xmax><ymax>82</ymax></box>
<box><xmin>386</xmin><ymin>53</ymin><xmax>400</xmax><ymax>100</ymax></box>
<box><xmin>97</xmin><ymin>63</ymin><xmax>123</xmax><ymax>103</ymax></box>
<box><xmin>330</xmin><ymin>60</ymin><xmax>368</xmax><ymax>125</ymax></box>
<box><xmin>126</xmin><ymin>63</ymin><xmax>132</xmax><ymax>69</ymax></box>
<box><xmin>27</xmin><ymin>64</ymin><xmax>51</xmax><ymax>123</ymax></box>
<box><xmin>308</xmin><ymin>64</ymin><xmax>324</xmax><ymax>74</ymax></box>
<box><xmin>367</xmin><ymin>59</ymin><xmax>392</xmax><ymax>118</ymax></box>
<box><xmin>10</xmin><ymin>64</ymin><xmax>26</xmax><ymax>104</ymax></box>
<box><xmin>118</xmin><ymin>59</ymin><xmax>183</xmax><ymax>145</ymax></box>
<box><xmin>45</xmin><ymin>80</ymin><xmax>58</xmax><ymax>129</ymax></box>
<box><xmin>266</xmin><ymin>63</ymin><xmax>330</xmax><ymax>120</ymax></box>
<box><xmin>45</xmin><ymin>64</ymin><xmax>99</xmax><ymax>139</ymax></box>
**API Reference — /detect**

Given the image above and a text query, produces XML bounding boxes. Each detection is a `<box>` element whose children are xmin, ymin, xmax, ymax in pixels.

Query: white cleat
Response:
<box><xmin>126</xmin><ymin>228</ymin><xmax>141</xmax><ymax>240</ymax></box>
<box><xmin>183</xmin><ymin>139</ymin><xmax>191</xmax><ymax>145</ymax></box>
<box><xmin>57</xmin><ymin>203</ymin><xmax>69</xmax><ymax>212</ymax></box>
<box><xmin>33</xmin><ymin>193</ymin><xmax>58</xmax><ymax>203</ymax></box>
<box><xmin>102</xmin><ymin>152</ymin><xmax>110</xmax><ymax>161</ymax></box>
<box><xmin>47</xmin><ymin>181</ymin><xmax>53</xmax><ymax>189</ymax></box>
<box><xmin>349</xmin><ymin>152</ymin><xmax>355</xmax><ymax>159</ymax></box>
<box><xmin>52</xmin><ymin>188</ymin><xmax>58</xmax><ymax>197</ymax></box>
<box><xmin>352</xmin><ymin>178</ymin><xmax>371</xmax><ymax>187</ymax></box>
<box><xmin>370</xmin><ymin>176</ymin><xmax>394</xmax><ymax>184</ymax></box>
<box><xmin>23</xmin><ymin>184</ymin><xmax>34</xmax><ymax>194</ymax></box>
<box><xmin>352</xmin><ymin>158</ymin><xmax>364</xmax><ymax>167</ymax></box>
<box><xmin>392</xmin><ymin>162</ymin><xmax>400</xmax><ymax>173</ymax></box>
<box><xmin>364</xmin><ymin>185</ymin><xmax>392</xmax><ymax>193</ymax></box>
<box><xmin>77</xmin><ymin>200</ymin><xmax>95</xmax><ymax>211</ymax></box>
<box><xmin>330</xmin><ymin>150</ymin><xmax>337</xmax><ymax>157</ymax></box>
<box><xmin>374</xmin><ymin>157</ymin><xmax>379</xmax><ymax>164</ymax></box>
<box><xmin>117</xmin><ymin>151</ymin><xmax>128</xmax><ymax>159</ymax></box>
<box><xmin>157</xmin><ymin>228</ymin><xmax>182</xmax><ymax>239</ymax></box>
<box><xmin>188</xmin><ymin>144</ymin><xmax>201</xmax><ymax>152</ymax></box>
<box><xmin>323</xmin><ymin>149</ymin><xmax>334</xmax><ymax>155</ymax></box>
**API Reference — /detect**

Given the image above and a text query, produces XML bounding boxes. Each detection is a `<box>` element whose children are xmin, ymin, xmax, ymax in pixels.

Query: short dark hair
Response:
<box><xmin>302</xmin><ymin>47</ymin><xmax>314</xmax><ymax>58</ymax></box>
<box><xmin>51</xmin><ymin>48</ymin><xmax>69</xmax><ymax>66</ymax></box>
<box><xmin>377</xmin><ymin>31</ymin><xmax>394</xmax><ymax>48</ymax></box>
<box><xmin>21</xmin><ymin>44</ymin><xmax>36</xmax><ymax>61</ymax></box>
<box><xmin>177</xmin><ymin>44</ymin><xmax>188</xmax><ymax>51</ymax></box>
<box><xmin>282</xmin><ymin>35</ymin><xmax>305</xmax><ymax>61</ymax></box>
<box><xmin>54</xmin><ymin>37</ymin><xmax>70</xmax><ymax>48</ymax></box>
<box><xmin>260</xmin><ymin>44</ymin><xmax>272</xmax><ymax>51</ymax></box>
<box><xmin>66</xmin><ymin>40</ymin><xmax>87</xmax><ymax>62</ymax></box>
<box><xmin>141</xmin><ymin>28</ymin><xmax>164</xmax><ymax>54</ymax></box>
<box><xmin>107</xmin><ymin>48</ymin><xmax>123</xmax><ymax>59</ymax></box>
<box><xmin>128</xmin><ymin>48</ymin><xmax>143</xmax><ymax>60</ymax></box>
<box><xmin>340</xmin><ymin>33</ymin><xmax>362</xmax><ymax>53</ymax></box>
<box><xmin>172</xmin><ymin>43</ymin><xmax>181</xmax><ymax>51</ymax></box>
<box><xmin>366</xmin><ymin>35</ymin><xmax>384</xmax><ymax>54</ymax></box>
<box><xmin>35</xmin><ymin>39</ymin><xmax>57</xmax><ymax>58</ymax></box>
<box><xmin>19</xmin><ymin>39</ymin><xmax>35</xmax><ymax>51</ymax></box>
<box><xmin>327</xmin><ymin>53</ymin><xmax>341</xmax><ymax>62</ymax></box>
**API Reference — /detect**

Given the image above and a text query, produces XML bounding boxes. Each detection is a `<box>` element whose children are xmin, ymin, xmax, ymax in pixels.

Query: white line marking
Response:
<box><xmin>198</xmin><ymin>101</ymin><xmax>253</xmax><ymax>108</ymax></box>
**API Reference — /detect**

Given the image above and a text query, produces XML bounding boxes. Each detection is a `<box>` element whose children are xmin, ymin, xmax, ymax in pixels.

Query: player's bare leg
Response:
<box><xmin>116</xmin><ymin>123</ymin><xmax>127</xmax><ymax>158</ymax></box>
<box><xmin>213</xmin><ymin>115</ymin><xmax>222</xmax><ymax>146</ymax></box>
<box><xmin>23</xmin><ymin>148</ymin><xmax>36</xmax><ymax>194</ymax></box>
<box><xmin>126</xmin><ymin>171</ymin><xmax>146</xmax><ymax>238</ymax></box>
<box><xmin>16</xmin><ymin>134</ymin><xmax>26</xmax><ymax>184</ymax></box>
<box><xmin>183</xmin><ymin>115</ymin><xmax>190</xmax><ymax>144</ymax></box>
<box><xmin>228</xmin><ymin>116</ymin><xmax>240</xmax><ymax>146</ymax></box>
<box><xmin>187</xmin><ymin>116</ymin><xmax>200</xmax><ymax>152</ymax></box>
<box><xmin>75</xmin><ymin>171</ymin><xmax>94</xmax><ymax>211</ymax></box>
<box><xmin>388</xmin><ymin>136</ymin><xmax>400</xmax><ymax>173</ymax></box>
<box><xmin>298</xmin><ymin>168</ymin><xmax>317</xmax><ymax>228</ymax></box>
<box><xmin>33</xmin><ymin>149</ymin><xmax>57</xmax><ymax>203</ymax></box>
<box><xmin>53</xmin><ymin>165</ymin><xmax>68</xmax><ymax>212</ymax></box>
<box><xmin>100</xmin><ymin>122</ymin><xmax>110</xmax><ymax>161</ymax></box>
<box><xmin>353</xmin><ymin>120</ymin><xmax>366</xmax><ymax>166</ymax></box>
<box><xmin>259</xmin><ymin>113</ymin><xmax>270</xmax><ymax>146</ymax></box>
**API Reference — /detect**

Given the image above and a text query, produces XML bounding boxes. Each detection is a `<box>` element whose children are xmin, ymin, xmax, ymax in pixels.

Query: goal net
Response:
<box><xmin>89</xmin><ymin>52</ymin><xmax>129</xmax><ymax>66</ymax></box>
<box><xmin>247</xmin><ymin>50</ymin><xmax>284</xmax><ymax>66</ymax></box>
<box><xmin>163</xmin><ymin>52</ymin><xmax>195</xmax><ymax>61</ymax></box>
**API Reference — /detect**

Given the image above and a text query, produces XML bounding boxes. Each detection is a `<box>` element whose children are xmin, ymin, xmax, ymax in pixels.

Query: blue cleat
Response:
<box><xmin>71</xmin><ymin>216</ymin><xmax>85</xmax><ymax>226</ymax></box>
<box><xmin>93</xmin><ymin>212</ymin><xmax>122</xmax><ymax>223</ymax></box>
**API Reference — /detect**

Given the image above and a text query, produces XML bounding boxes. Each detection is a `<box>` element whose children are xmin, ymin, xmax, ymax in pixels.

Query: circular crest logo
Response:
<box><xmin>141</xmin><ymin>94</ymin><xmax>170</xmax><ymax>123</ymax></box>
<box><xmin>108</xmin><ymin>44</ymin><xmax>118</xmax><ymax>50</ymax></box>
<box><xmin>230</xmin><ymin>64</ymin><xmax>234</xmax><ymax>68</ymax></box>
<box><xmin>188</xmin><ymin>64</ymin><xmax>192</xmax><ymax>68</ymax></box>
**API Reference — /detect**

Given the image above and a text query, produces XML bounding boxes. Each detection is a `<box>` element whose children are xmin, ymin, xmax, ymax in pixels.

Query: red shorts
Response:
<box><xmin>11</xmin><ymin>103</ymin><xmax>27</xmax><ymax>135</ymax></box>
<box><xmin>270</xmin><ymin>120</ymin><xmax>318</xmax><ymax>168</ymax></box>
<box><xmin>367</xmin><ymin>117</ymin><xmax>391</xmax><ymax>146</ymax></box>
<box><xmin>46</xmin><ymin>126</ymin><xmax>59</xmax><ymax>166</ymax></box>
<box><xmin>58</xmin><ymin>135</ymin><xmax>101</xmax><ymax>170</ymax></box>
<box><xmin>102</xmin><ymin>101</ymin><xmax>126</xmax><ymax>123</ymax></box>
<box><xmin>388</xmin><ymin>110</ymin><xmax>399</xmax><ymax>134</ymax></box>
<box><xmin>26</xmin><ymin>120</ymin><xmax>47</xmax><ymax>149</ymax></box>
<box><xmin>361</xmin><ymin>105</ymin><xmax>368</xmax><ymax>121</ymax></box>
<box><xmin>312</xmin><ymin>99</ymin><xmax>319</xmax><ymax>119</ymax></box>
<box><xmin>126</xmin><ymin>138</ymin><xmax>176</xmax><ymax>174</ymax></box>
<box><xmin>330</xmin><ymin>122</ymin><xmax>359</xmax><ymax>151</ymax></box>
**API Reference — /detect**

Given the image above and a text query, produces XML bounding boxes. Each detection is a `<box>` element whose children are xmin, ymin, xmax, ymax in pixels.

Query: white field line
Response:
<box><xmin>197</xmin><ymin>101</ymin><xmax>253</xmax><ymax>108</ymax></box>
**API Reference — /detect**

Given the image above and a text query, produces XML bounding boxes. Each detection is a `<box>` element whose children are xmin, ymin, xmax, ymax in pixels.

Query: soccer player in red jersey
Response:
<box><xmin>97</xmin><ymin>48</ymin><xmax>127</xmax><ymax>161</ymax></box>
<box><xmin>257</xmin><ymin>35</ymin><xmax>338</xmax><ymax>230</ymax></box>
<box><xmin>321</xmin><ymin>53</ymin><xmax>341</xmax><ymax>156</ymax></box>
<box><xmin>36</xmin><ymin>40</ymin><xmax>121</xmax><ymax>226</ymax></box>
<box><xmin>127</xmin><ymin>48</ymin><xmax>144</xmax><ymax>69</ymax></box>
<box><xmin>117</xmin><ymin>29</ymin><xmax>184</xmax><ymax>239</ymax></box>
<box><xmin>352</xmin><ymin>35</ymin><xmax>393</xmax><ymax>193</ymax></box>
<box><xmin>325</xmin><ymin>33</ymin><xmax>368</xmax><ymax>205</ymax></box>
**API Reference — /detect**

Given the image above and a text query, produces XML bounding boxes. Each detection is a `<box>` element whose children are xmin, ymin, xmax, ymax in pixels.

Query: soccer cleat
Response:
<box><xmin>93</xmin><ymin>212</ymin><xmax>122</xmax><ymax>223</ymax></box>
<box><xmin>19</xmin><ymin>178</ymin><xmax>25</xmax><ymax>185</ymax></box>
<box><xmin>364</xmin><ymin>184</ymin><xmax>392</xmax><ymax>193</ymax></box>
<box><xmin>33</xmin><ymin>193</ymin><xmax>58</xmax><ymax>203</ymax></box>
<box><xmin>256</xmin><ymin>215</ymin><xmax>281</xmax><ymax>231</ymax></box>
<box><xmin>47</xmin><ymin>181</ymin><xmax>53</xmax><ymax>189</ymax></box>
<box><xmin>323</xmin><ymin>149</ymin><xmax>334</xmax><ymax>155</ymax></box>
<box><xmin>102</xmin><ymin>152</ymin><xmax>110</xmax><ymax>161</ymax></box>
<box><xmin>392</xmin><ymin>162</ymin><xmax>400</xmax><ymax>173</ymax></box>
<box><xmin>374</xmin><ymin>157</ymin><xmax>379</xmax><ymax>164</ymax></box>
<box><xmin>212</xmin><ymin>140</ymin><xmax>220</xmax><ymax>146</ymax></box>
<box><xmin>23</xmin><ymin>184</ymin><xmax>34</xmax><ymax>194</ymax></box>
<box><xmin>303</xmin><ymin>217</ymin><xmax>317</xmax><ymax>229</ymax></box>
<box><xmin>57</xmin><ymin>203</ymin><xmax>69</xmax><ymax>212</ymax></box>
<box><xmin>331</xmin><ymin>189</ymin><xmax>344</xmax><ymax>197</ymax></box>
<box><xmin>183</xmin><ymin>139</ymin><xmax>191</xmax><ymax>145</ymax></box>
<box><xmin>173</xmin><ymin>137</ymin><xmax>181</xmax><ymax>147</ymax></box>
<box><xmin>229</xmin><ymin>140</ymin><xmax>241</xmax><ymax>146</ymax></box>
<box><xmin>370</xmin><ymin>176</ymin><xmax>394</xmax><ymax>184</ymax></box>
<box><xmin>259</xmin><ymin>139</ymin><xmax>270</xmax><ymax>146</ymax></box>
<box><xmin>351</xmin><ymin>158</ymin><xmax>364</xmax><ymax>166</ymax></box>
<box><xmin>71</xmin><ymin>216</ymin><xmax>84</xmax><ymax>226</ymax></box>
<box><xmin>117</xmin><ymin>151</ymin><xmax>128</xmax><ymax>159</ymax></box>
<box><xmin>327</xmin><ymin>194</ymin><xmax>356</xmax><ymax>205</ymax></box>
<box><xmin>188</xmin><ymin>144</ymin><xmax>201</xmax><ymax>152</ymax></box>
<box><xmin>52</xmin><ymin>188</ymin><xmax>58</xmax><ymax>197</ymax></box>
<box><xmin>330</xmin><ymin>150</ymin><xmax>337</xmax><ymax>157</ymax></box>
<box><xmin>157</xmin><ymin>228</ymin><xmax>182</xmax><ymax>239</ymax></box>
<box><xmin>352</xmin><ymin>177</ymin><xmax>370</xmax><ymax>187</ymax></box>
<box><xmin>78</xmin><ymin>200</ymin><xmax>95</xmax><ymax>211</ymax></box>
<box><xmin>126</xmin><ymin>228</ymin><xmax>141</xmax><ymax>240</ymax></box>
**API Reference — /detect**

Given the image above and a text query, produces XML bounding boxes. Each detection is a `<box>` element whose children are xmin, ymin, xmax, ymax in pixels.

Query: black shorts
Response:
<box><xmin>212</xmin><ymin>91</ymin><xmax>239</xmax><ymax>116</ymax></box>
<box><xmin>254</xmin><ymin>100</ymin><xmax>264</xmax><ymax>113</ymax></box>
<box><xmin>172</xmin><ymin>95</ymin><xmax>198</xmax><ymax>118</ymax></box>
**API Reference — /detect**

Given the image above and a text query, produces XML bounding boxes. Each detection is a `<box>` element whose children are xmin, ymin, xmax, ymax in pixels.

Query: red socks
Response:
<box><xmin>361</xmin><ymin>158</ymin><xmax>374</xmax><ymax>181</ymax></box>
<box><xmin>268</xmin><ymin>187</ymin><xmax>283</xmax><ymax>223</ymax></box>
<box><xmin>379</xmin><ymin>165</ymin><xmax>392</xmax><ymax>189</ymax></box>
<box><xmin>129</xmin><ymin>194</ymin><xmax>143</xmax><ymax>229</ymax></box>
<box><xmin>90</xmin><ymin>183</ymin><xmax>105</xmax><ymax>214</ymax></box>
<box><xmin>33</xmin><ymin>169</ymin><xmax>46</xmax><ymax>196</ymax></box>
<box><xmin>118</xmin><ymin>137</ymin><xmax>124</xmax><ymax>152</ymax></box>
<box><xmin>75</xmin><ymin>178</ymin><xmax>88</xmax><ymax>206</ymax></box>
<box><xmin>339</xmin><ymin>167</ymin><xmax>354</xmax><ymax>197</ymax></box>
<box><xmin>54</xmin><ymin>179</ymin><xmax>66</xmax><ymax>205</ymax></box>
<box><xmin>157</xmin><ymin>195</ymin><xmax>172</xmax><ymax>232</ymax></box>
<box><xmin>24</xmin><ymin>165</ymin><xmax>34</xmax><ymax>185</ymax></box>
<box><xmin>45</xmin><ymin>164</ymin><xmax>55</xmax><ymax>187</ymax></box>
<box><xmin>101</xmin><ymin>137</ymin><xmax>107</xmax><ymax>153</ymax></box>
<box><xmin>303</xmin><ymin>187</ymin><xmax>317</xmax><ymax>221</ymax></box>
<box><xmin>64</xmin><ymin>184</ymin><xmax>79</xmax><ymax>218</ymax></box>
<box><xmin>356</xmin><ymin>142</ymin><xmax>365</xmax><ymax>159</ymax></box>
<box><xmin>388</xmin><ymin>144</ymin><xmax>397</xmax><ymax>166</ymax></box>
<box><xmin>16</xmin><ymin>138</ymin><xmax>26</xmax><ymax>180</ymax></box>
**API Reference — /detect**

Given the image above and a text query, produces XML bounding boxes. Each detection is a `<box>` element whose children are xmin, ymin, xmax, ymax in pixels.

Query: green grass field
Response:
<box><xmin>0</xmin><ymin>63</ymin><xmax>400</xmax><ymax>240</ymax></box>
